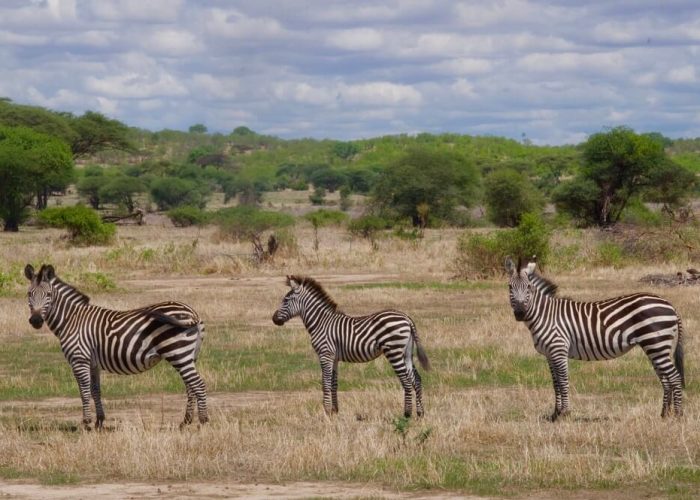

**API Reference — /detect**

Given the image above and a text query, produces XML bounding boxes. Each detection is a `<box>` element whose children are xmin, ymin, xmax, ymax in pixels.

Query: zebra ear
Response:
<box><xmin>504</xmin><ymin>256</ymin><xmax>516</xmax><ymax>276</ymax></box>
<box><xmin>525</xmin><ymin>261</ymin><xmax>537</xmax><ymax>276</ymax></box>
<box><xmin>24</xmin><ymin>264</ymin><xmax>35</xmax><ymax>281</ymax></box>
<box><xmin>41</xmin><ymin>265</ymin><xmax>55</xmax><ymax>282</ymax></box>
<box><xmin>288</xmin><ymin>277</ymin><xmax>301</xmax><ymax>291</ymax></box>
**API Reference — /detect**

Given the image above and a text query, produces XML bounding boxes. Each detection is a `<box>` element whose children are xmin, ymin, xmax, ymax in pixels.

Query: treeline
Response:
<box><xmin>2</xmin><ymin>98</ymin><xmax>700</xmax><ymax>236</ymax></box>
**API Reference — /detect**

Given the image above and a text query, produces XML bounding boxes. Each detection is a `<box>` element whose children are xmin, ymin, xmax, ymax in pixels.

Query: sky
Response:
<box><xmin>1</xmin><ymin>0</ymin><xmax>700</xmax><ymax>145</ymax></box>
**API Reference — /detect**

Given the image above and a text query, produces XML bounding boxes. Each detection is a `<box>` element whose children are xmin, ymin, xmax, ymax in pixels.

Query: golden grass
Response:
<box><xmin>1</xmin><ymin>223</ymin><xmax>700</xmax><ymax>496</ymax></box>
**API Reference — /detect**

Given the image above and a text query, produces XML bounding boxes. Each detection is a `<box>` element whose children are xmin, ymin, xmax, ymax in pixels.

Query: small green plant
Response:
<box><xmin>595</xmin><ymin>241</ymin><xmax>625</xmax><ymax>268</ymax></box>
<box><xmin>37</xmin><ymin>205</ymin><xmax>115</xmax><ymax>246</ymax></box>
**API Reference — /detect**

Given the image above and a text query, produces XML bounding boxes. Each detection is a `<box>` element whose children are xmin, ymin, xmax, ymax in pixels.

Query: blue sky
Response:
<box><xmin>1</xmin><ymin>0</ymin><xmax>699</xmax><ymax>144</ymax></box>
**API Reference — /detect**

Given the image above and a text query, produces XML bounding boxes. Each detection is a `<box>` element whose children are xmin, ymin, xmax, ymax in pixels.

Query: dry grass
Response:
<box><xmin>1</xmin><ymin>223</ymin><xmax>700</xmax><ymax>496</ymax></box>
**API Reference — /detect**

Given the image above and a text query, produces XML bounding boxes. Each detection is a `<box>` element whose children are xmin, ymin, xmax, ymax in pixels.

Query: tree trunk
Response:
<box><xmin>3</xmin><ymin>219</ymin><xmax>19</xmax><ymax>232</ymax></box>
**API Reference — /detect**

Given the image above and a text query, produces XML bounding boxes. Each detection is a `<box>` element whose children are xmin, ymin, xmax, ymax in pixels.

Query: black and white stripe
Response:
<box><xmin>505</xmin><ymin>257</ymin><xmax>685</xmax><ymax>420</ymax></box>
<box><xmin>25</xmin><ymin>264</ymin><xmax>207</xmax><ymax>430</ymax></box>
<box><xmin>272</xmin><ymin>275</ymin><xmax>430</xmax><ymax>417</ymax></box>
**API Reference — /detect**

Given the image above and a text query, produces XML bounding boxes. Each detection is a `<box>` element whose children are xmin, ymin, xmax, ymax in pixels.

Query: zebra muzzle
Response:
<box><xmin>272</xmin><ymin>312</ymin><xmax>286</xmax><ymax>326</ymax></box>
<box><xmin>29</xmin><ymin>313</ymin><xmax>44</xmax><ymax>329</ymax></box>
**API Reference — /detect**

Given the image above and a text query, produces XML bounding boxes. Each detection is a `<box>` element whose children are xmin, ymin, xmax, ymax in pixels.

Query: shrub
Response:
<box><xmin>348</xmin><ymin>215</ymin><xmax>392</xmax><ymax>250</ymax></box>
<box><xmin>167</xmin><ymin>206</ymin><xmax>211</xmax><ymax>227</ymax></box>
<box><xmin>214</xmin><ymin>206</ymin><xmax>295</xmax><ymax>261</ymax></box>
<box><xmin>150</xmin><ymin>177</ymin><xmax>208</xmax><ymax>210</ymax></box>
<box><xmin>453</xmin><ymin>212</ymin><xmax>550</xmax><ymax>279</ymax></box>
<box><xmin>38</xmin><ymin>206</ymin><xmax>115</xmax><ymax>246</ymax></box>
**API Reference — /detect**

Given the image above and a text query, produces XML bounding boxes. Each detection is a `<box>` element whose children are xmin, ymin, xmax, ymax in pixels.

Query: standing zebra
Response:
<box><xmin>24</xmin><ymin>264</ymin><xmax>208</xmax><ymax>430</ymax></box>
<box><xmin>272</xmin><ymin>276</ymin><xmax>430</xmax><ymax>417</ymax></box>
<box><xmin>505</xmin><ymin>257</ymin><xmax>685</xmax><ymax>420</ymax></box>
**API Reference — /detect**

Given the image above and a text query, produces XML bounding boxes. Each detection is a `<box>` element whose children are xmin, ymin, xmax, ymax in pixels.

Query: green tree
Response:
<box><xmin>66</xmin><ymin>111</ymin><xmax>133</xmax><ymax>159</ymax></box>
<box><xmin>188</xmin><ymin>123</ymin><xmax>208</xmax><ymax>134</ymax></box>
<box><xmin>554</xmin><ymin>126</ymin><xmax>688</xmax><ymax>226</ymax></box>
<box><xmin>304</xmin><ymin>209</ymin><xmax>348</xmax><ymax>251</ymax></box>
<box><xmin>214</xmin><ymin>206</ymin><xmax>295</xmax><ymax>261</ymax></box>
<box><xmin>99</xmin><ymin>175</ymin><xmax>146</xmax><ymax>212</ymax></box>
<box><xmin>372</xmin><ymin>148</ymin><xmax>478</xmax><ymax>226</ymax></box>
<box><xmin>150</xmin><ymin>177</ymin><xmax>209</xmax><ymax>210</ymax></box>
<box><xmin>0</xmin><ymin>126</ymin><xmax>74</xmax><ymax>231</ymax></box>
<box><xmin>484</xmin><ymin>168</ymin><xmax>544</xmax><ymax>227</ymax></box>
<box><xmin>77</xmin><ymin>174</ymin><xmax>105</xmax><ymax>209</ymax></box>
<box><xmin>333</xmin><ymin>141</ymin><xmax>359</xmax><ymax>159</ymax></box>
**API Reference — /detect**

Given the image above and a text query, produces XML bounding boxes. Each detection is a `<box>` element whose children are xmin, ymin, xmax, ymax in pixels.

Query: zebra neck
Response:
<box><xmin>523</xmin><ymin>289</ymin><xmax>554</xmax><ymax>325</ymax></box>
<box><xmin>301</xmin><ymin>305</ymin><xmax>343</xmax><ymax>334</ymax></box>
<box><xmin>45</xmin><ymin>279</ymin><xmax>91</xmax><ymax>334</ymax></box>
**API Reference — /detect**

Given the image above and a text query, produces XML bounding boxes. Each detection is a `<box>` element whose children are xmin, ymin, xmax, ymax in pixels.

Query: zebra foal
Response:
<box><xmin>272</xmin><ymin>276</ymin><xmax>430</xmax><ymax>417</ymax></box>
<box><xmin>25</xmin><ymin>264</ymin><xmax>208</xmax><ymax>430</ymax></box>
<box><xmin>505</xmin><ymin>257</ymin><xmax>685</xmax><ymax>420</ymax></box>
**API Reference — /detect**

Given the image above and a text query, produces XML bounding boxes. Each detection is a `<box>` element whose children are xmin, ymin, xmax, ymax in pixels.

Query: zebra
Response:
<box><xmin>272</xmin><ymin>275</ymin><xmax>430</xmax><ymax>417</ymax></box>
<box><xmin>505</xmin><ymin>256</ymin><xmax>685</xmax><ymax>420</ymax></box>
<box><xmin>24</xmin><ymin>264</ymin><xmax>208</xmax><ymax>430</ymax></box>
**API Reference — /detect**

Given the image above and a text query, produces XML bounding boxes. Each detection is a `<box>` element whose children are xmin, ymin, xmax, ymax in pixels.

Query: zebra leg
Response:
<box><xmin>71</xmin><ymin>361</ymin><xmax>93</xmax><ymax>430</ymax></box>
<box><xmin>413</xmin><ymin>368</ymin><xmax>425</xmax><ymax>417</ymax></box>
<box><xmin>548</xmin><ymin>354</ymin><xmax>570</xmax><ymax>421</ymax></box>
<box><xmin>646</xmin><ymin>351</ymin><xmax>678</xmax><ymax>417</ymax></box>
<box><xmin>386</xmin><ymin>350</ymin><xmax>414</xmax><ymax>418</ymax></box>
<box><xmin>90</xmin><ymin>364</ymin><xmax>105</xmax><ymax>430</ymax></box>
<box><xmin>331</xmin><ymin>359</ymin><xmax>339</xmax><ymax>414</ymax></box>
<box><xmin>547</xmin><ymin>358</ymin><xmax>563</xmax><ymax>420</ymax></box>
<box><xmin>319</xmin><ymin>356</ymin><xmax>335</xmax><ymax>416</ymax></box>
<box><xmin>171</xmin><ymin>360</ymin><xmax>208</xmax><ymax>427</ymax></box>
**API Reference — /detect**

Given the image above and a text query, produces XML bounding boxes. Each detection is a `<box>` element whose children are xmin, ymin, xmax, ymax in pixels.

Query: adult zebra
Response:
<box><xmin>505</xmin><ymin>257</ymin><xmax>685</xmax><ymax>420</ymax></box>
<box><xmin>24</xmin><ymin>264</ymin><xmax>208</xmax><ymax>430</ymax></box>
<box><xmin>272</xmin><ymin>276</ymin><xmax>430</xmax><ymax>417</ymax></box>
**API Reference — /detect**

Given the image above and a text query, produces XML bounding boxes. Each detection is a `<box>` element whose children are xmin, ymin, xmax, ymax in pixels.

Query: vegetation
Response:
<box><xmin>0</xmin><ymin>126</ymin><xmax>73</xmax><ymax>231</ymax></box>
<box><xmin>37</xmin><ymin>205</ymin><xmax>115</xmax><ymax>245</ymax></box>
<box><xmin>484</xmin><ymin>168</ymin><xmax>544</xmax><ymax>227</ymax></box>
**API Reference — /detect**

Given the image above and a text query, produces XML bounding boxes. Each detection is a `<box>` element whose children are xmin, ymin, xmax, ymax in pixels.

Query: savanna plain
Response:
<box><xmin>1</xmin><ymin>212</ymin><xmax>700</xmax><ymax>499</ymax></box>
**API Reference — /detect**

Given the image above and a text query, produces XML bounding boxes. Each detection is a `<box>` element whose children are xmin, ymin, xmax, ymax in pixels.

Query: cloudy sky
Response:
<box><xmin>1</xmin><ymin>0</ymin><xmax>700</xmax><ymax>145</ymax></box>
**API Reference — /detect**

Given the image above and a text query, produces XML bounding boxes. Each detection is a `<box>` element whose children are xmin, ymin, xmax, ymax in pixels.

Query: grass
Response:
<box><xmin>1</xmin><ymin>223</ymin><xmax>700</xmax><ymax>496</ymax></box>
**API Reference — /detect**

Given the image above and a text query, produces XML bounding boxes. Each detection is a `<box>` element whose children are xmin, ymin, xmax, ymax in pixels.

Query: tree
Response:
<box><xmin>37</xmin><ymin>205</ymin><xmax>115</xmax><ymax>245</ymax></box>
<box><xmin>304</xmin><ymin>209</ymin><xmax>348</xmax><ymax>251</ymax></box>
<box><xmin>77</xmin><ymin>175</ymin><xmax>105</xmax><ymax>209</ymax></box>
<box><xmin>0</xmin><ymin>126</ymin><xmax>74</xmax><ymax>231</ymax></box>
<box><xmin>188</xmin><ymin>123</ymin><xmax>208</xmax><ymax>134</ymax></box>
<box><xmin>214</xmin><ymin>206</ymin><xmax>294</xmax><ymax>261</ymax></box>
<box><xmin>66</xmin><ymin>111</ymin><xmax>134</xmax><ymax>159</ymax></box>
<box><xmin>150</xmin><ymin>177</ymin><xmax>209</xmax><ymax>210</ymax></box>
<box><xmin>484</xmin><ymin>168</ymin><xmax>544</xmax><ymax>227</ymax></box>
<box><xmin>372</xmin><ymin>148</ymin><xmax>478</xmax><ymax>226</ymax></box>
<box><xmin>555</xmin><ymin>127</ymin><xmax>687</xmax><ymax>227</ymax></box>
<box><xmin>99</xmin><ymin>175</ymin><xmax>146</xmax><ymax>213</ymax></box>
<box><xmin>309</xmin><ymin>166</ymin><xmax>346</xmax><ymax>192</ymax></box>
<box><xmin>333</xmin><ymin>141</ymin><xmax>359</xmax><ymax>159</ymax></box>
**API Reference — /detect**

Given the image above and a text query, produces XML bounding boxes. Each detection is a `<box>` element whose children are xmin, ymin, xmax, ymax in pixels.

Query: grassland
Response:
<box><xmin>1</xmin><ymin>219</ymin><xmax>699</xmax><ymax>498</ymax></box>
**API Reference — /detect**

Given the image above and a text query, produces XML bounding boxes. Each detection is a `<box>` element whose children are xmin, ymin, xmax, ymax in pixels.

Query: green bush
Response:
<box><xmin>348</xmin><ymin>215</ymin><xmax>392</xmax><ymax>249</ymax></box>
<box><xmin>453</xmin><ymin>212</ymin><xmax>550</xmax><ymax>279</ymax></box>
<box><xmin>483</xmin><ymin>168</ymin><xmax>544</xmax><ymax>227</ymax></box>
<box><xmin>38</xmin><ymin>206</ymin><xmax>115</xmax><ymax>246</ymax></box>
<box><xmin>214</xmin><ymin>206</ymin><xmax>295</xmax><ymax>241</ymax></box>
<box><xmin>150</xmin><ymin>177</ymin><xmax>208</xmax><ymax>210</ymax></box>
<box><xmin>166</xmin><ymin>206</ymin><xmax>211</xmax><ymax>227</ymax></box>
<box><xmin>618</xmin><ymin>198</ymin><xmax>662</xmax><ymax>226</ymax></box>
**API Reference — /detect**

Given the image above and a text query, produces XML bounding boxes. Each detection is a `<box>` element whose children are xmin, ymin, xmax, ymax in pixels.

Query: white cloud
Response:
<box><xmin>88</xmin><ymin>0</ymin><xmax>183</xmax><ymax>23</ymax></box>
<box><xmin>205</xmin><ymin>8</ymin><xmax>285</xmax><ymax>39</ymax></box>
<box><xmin>451</xmin><ymin>79</ymin><xmax>477</xmax><ymax>98</ymax></box>
<box><xmin>432</xmin><ymin>58</ymin><xmax>493</xmax><ymax>75</ymax></box>
<box><xmin>667</xmin><ymin>65</ymin><xmax>697</xmax><ymax>83</ymax></box>
<box><xmin>190</xmin><ymin>74</ymin><xmax>239</xmax><ymax>100</ymax></box>
<box><xmin>143</xmin><ymin>29</ymin><xmax>203</xmax><ymax>56</ymax></box>
<box><xmin>326</xmin><ymin>28</ymin><xmax>384</xmax><ymax>51</ymax></box>
<box><xmin>339</xmin><ymin>82</ymin><xmax>422</xmax><ymax>106</ymax></box>
<box><xmin>85</xmin><ymin>70</ymin><xmax>188</xmax><ymax>99</ymax></box>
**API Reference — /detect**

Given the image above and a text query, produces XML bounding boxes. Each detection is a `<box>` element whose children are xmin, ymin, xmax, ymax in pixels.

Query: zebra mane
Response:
<box><xmin>288</xmin><ymin>275</ymin><xmax>340</xmax><ymax>312</ymax></box>
<box><xmin>528</xmin><ymin>271</ymin><xmax>558</xmax><ymax>297</ymax></box>
<box><xmin>52</xmin><ymin>276</ymin><xmax>91</xmax><ymax>305</ymax></box>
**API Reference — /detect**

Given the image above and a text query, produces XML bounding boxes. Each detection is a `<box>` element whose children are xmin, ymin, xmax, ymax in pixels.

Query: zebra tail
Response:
<box><xmin>410</xmin><ymin>321</ymin><xmax>431</xmax><ymax>371</ymax></box>
<box><xmin>675</xmin><ymin>317</ymin><xmax>686</xmax><ymax>389</ymax></box>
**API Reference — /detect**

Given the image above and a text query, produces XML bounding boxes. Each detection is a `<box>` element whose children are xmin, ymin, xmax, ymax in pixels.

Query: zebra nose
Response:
<box><xmin>29</xmin><ymin>313</ymin><xmax>44</xmax><ymax>329</ymax></box>
<box><xmin>272</xmin><ymin>312</ymin><xmax>286</xmax><ymax>326</ymax></box>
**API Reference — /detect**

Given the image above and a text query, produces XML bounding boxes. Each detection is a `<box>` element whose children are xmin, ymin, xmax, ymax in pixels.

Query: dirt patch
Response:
<box><xmin>0</xmin><ymin>479</ymin><xmax>473</xmax><ymax>499</ymax></box>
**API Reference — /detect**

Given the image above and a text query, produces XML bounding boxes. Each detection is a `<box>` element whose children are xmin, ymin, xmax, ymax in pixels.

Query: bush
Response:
<box><xmin>166</xmin><ymin>206</ymin><xmax>211</xmax><ymax>227</ymax></box>
<box><xmin>150</xmin><ymin>177</ymin><xmax>208</xmax><ymax>210</ymax></box>
<box><xmin>454</xmin><ymin>212</ymin><xmax>550</xmax><ymax>279</ymax></box>
<box><xmin>348</xmin><ymin>215</ymin><xmax>392</xmax><ymax>249</ymax></box>
<box><xmin>214</xmin><ymin>206</ymin><xmax>295</xmax><ymax>241</ymax></box>
<box><xmin>38</xmin><ymin>206</ymin><xmax>115</xmax><ymax>246</ymax></box>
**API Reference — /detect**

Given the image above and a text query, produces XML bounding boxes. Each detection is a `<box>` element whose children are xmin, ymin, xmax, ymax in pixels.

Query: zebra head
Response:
<box><xmin>272</xmin><ymin>276</ymin><xmax>304</xmax><ymax>326</ymax></box>
<box><xmin>505</xmin><ymin>256</ymin><xmax>537</xmax><ymax>322</ymax></box>
<box><xmin>24</xmin><ymin>264</ymin><xmax>56</xmax><ymax>329</ymax></box>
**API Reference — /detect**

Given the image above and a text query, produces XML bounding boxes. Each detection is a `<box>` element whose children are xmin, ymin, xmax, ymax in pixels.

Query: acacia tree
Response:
<box><xmin>553</xmin><ymin>127</ymin><xmax>691</xmax><ymax>226</ymax></box>
<box><xmin>0</xmin><ymin>126</ymin><xmax>73</xmax><ymax>231</ymax></box>
<box><xmin>484</xmin><ymin>168</ymin><xmax>545</xmax><ymax>227</ymax></box>
<box><xmin>372</xmin><ymin>148</ymin><xmax>478</xmax><ymax>226</ymax></box>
